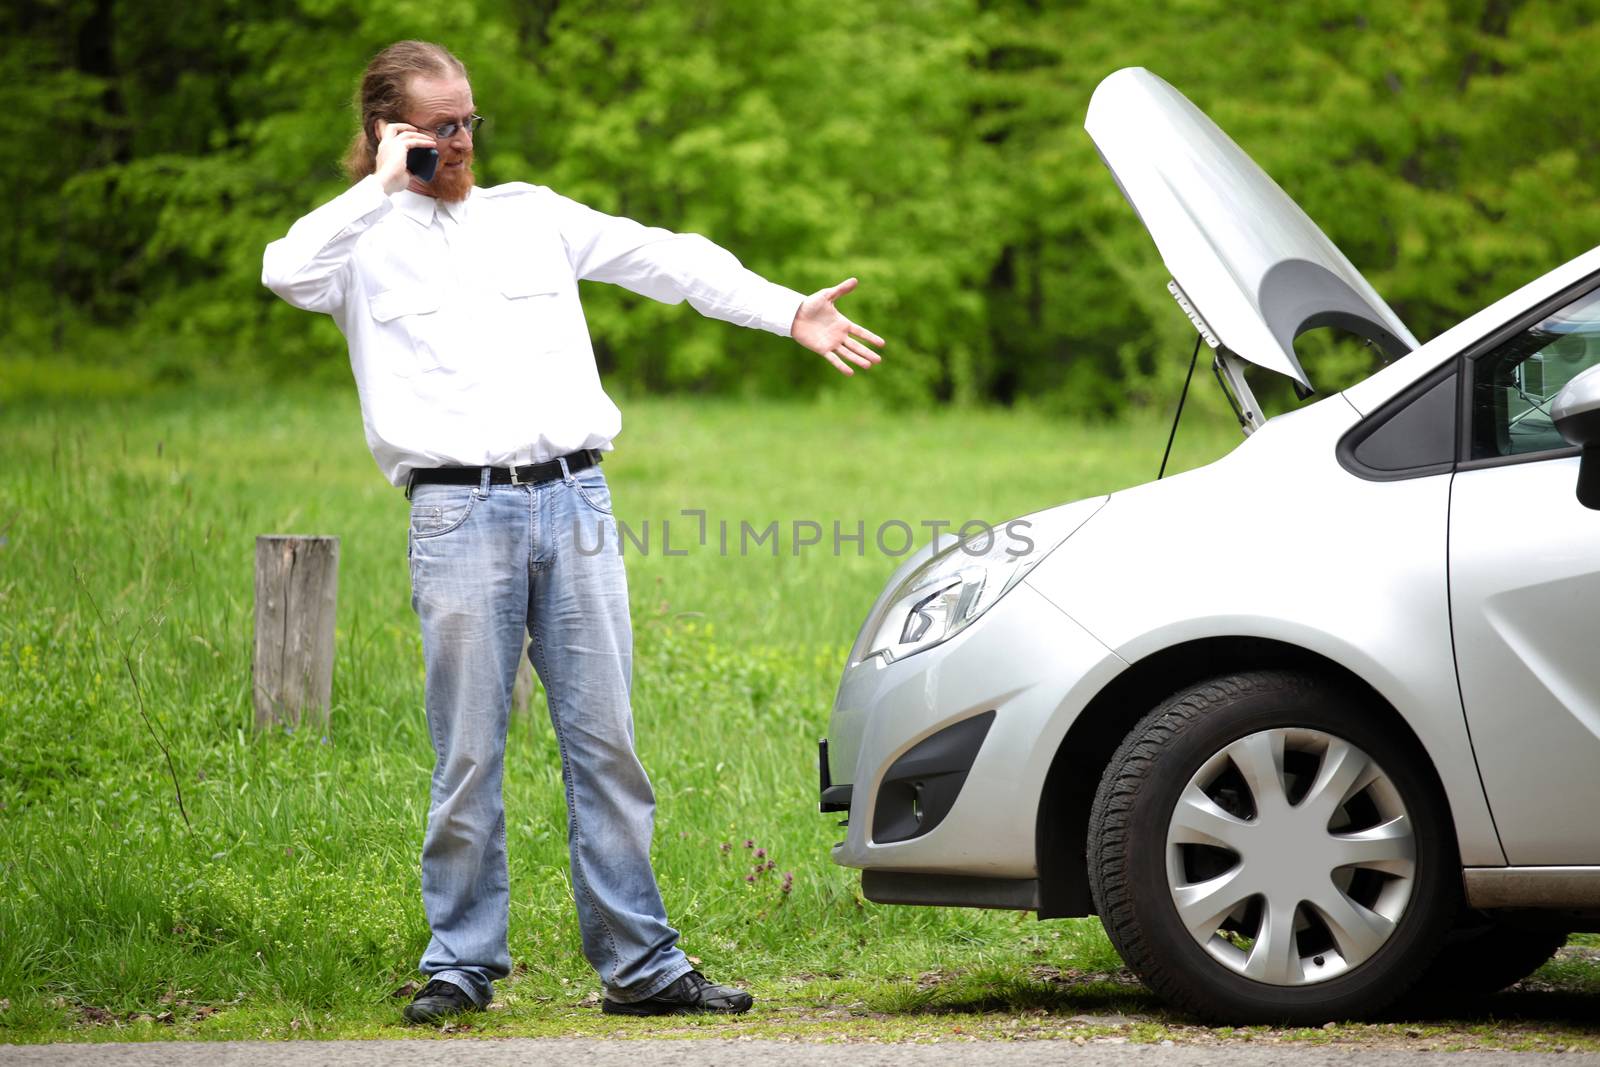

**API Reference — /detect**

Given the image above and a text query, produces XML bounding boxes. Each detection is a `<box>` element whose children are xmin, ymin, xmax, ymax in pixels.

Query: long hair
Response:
<box><xmin>342</xmin><ymin>41</ymin><xmax>468</xmax><ymax>183</ymax></box>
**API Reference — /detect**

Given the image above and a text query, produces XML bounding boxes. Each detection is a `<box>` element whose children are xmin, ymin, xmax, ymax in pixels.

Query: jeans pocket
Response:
<box><xmin>410</xmin><ymin>485</ymin><xmax>480</xmax><ymax>538</ymax></box>
<box><xmin>571</xmin><ymin>470</ymin><xmax>614</xmax><ymax>515</ymax></box>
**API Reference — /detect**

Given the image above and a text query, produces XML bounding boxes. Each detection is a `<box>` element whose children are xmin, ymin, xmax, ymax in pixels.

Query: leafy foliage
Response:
<box><xmin>7</xmin><ymin>0</ymin><xmax>1600</xmax><ymax>408</ymax></box>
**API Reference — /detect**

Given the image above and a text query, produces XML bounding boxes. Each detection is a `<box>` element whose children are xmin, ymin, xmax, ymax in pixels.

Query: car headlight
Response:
<box><xmin>850</xmin><ymin>496</ymin><xmax>1107</xmax><ymax>666</ymax></box>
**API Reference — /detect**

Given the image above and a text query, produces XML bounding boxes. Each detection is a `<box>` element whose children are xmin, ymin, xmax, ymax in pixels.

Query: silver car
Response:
<box><xmin>819</xmin><ymin>67</ymin><xmax>1600</xmax><ymax>1023</ymax></box>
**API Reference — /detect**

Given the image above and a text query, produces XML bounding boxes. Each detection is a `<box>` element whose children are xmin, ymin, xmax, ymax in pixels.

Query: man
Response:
<box><xmin>261</xmin><ymin>40</ymin><xmax>884</xmax><ymax>1024</ymax></box>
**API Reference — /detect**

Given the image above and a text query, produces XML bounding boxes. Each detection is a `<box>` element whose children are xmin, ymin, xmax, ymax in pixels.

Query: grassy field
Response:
<box><xmin>1</xmin><ymin>384</ymin><xmax>1597</xmax><ymax>1048</ymax></box>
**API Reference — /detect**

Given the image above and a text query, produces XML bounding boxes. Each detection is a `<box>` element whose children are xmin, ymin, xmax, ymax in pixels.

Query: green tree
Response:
<box><xmin>7</xmin><ymin>0</ymin><xmax>1600</xmax><ymax>410</ymax></box>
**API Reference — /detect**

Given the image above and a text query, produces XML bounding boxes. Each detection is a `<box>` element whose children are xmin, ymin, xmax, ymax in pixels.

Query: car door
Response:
<box><xmin>1450</xmin><ymin>281</ymin><xmax>1600</xmax><ymax>864</ymax></box>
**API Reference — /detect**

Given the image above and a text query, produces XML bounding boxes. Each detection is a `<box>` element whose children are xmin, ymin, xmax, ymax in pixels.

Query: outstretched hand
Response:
<box><xmin>791</xmin><ymin>278</ymin><xmax>885</xmax><ymax>376</ymax></box>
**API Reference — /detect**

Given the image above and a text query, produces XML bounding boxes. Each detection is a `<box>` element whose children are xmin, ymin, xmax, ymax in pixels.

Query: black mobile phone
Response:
<box><xmin>406</xmin><ymin>146</ymin><xmax>439</xmax><ymax>182</ymax></box>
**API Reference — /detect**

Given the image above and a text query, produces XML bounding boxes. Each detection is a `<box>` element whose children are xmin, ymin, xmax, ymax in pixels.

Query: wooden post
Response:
<box><xmin>254</xmin><ymin>535</ymin><xmax>339</xmax><ymax>734</ymax></box>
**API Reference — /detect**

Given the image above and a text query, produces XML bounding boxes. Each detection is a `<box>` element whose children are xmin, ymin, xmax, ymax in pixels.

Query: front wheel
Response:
<box><xmin>1087</xmin><ymin>670</ymin><xmax>1458</xmax><ymax>1024</ymax></box>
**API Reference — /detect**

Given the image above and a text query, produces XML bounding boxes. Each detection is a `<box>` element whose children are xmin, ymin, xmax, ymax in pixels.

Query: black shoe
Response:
<box><xmin>402</xmin><ymin>978</ymin><xmax>482</xmax><ymax>1024</ymax></box>
<box><xmin>601</xmin><ymin>969</ymin><xmax>754</xmax><ymax>1016</ymax></box>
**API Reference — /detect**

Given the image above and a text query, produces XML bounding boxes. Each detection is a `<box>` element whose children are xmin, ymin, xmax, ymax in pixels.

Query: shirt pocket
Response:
<box><xmin>494</xmin><ymin>258</ymin><xmax>572</xmax><ymax>353</ymax></box>
<box><xmin>498</xmin><ymin>267</ymin><xmax>564</xmax><ymax>301</ymax></box>
<box><xmin>369</xmin><ymin>285</ymin><xmax>444</xmax><ymax>376</ymax></box>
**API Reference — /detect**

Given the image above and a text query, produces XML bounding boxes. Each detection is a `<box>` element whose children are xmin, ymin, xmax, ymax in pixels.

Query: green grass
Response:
<box><xmin>1</xmin><ymin>384</ymin><xmax>1596</xmax><ymax>1047</ymax></box>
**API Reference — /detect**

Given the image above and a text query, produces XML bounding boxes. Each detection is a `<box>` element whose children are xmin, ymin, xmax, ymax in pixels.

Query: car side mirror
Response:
<box><xmin>1553</xmin><ymin>363</ymin><xmax>1600</xmax><ymax>510</ymax></box>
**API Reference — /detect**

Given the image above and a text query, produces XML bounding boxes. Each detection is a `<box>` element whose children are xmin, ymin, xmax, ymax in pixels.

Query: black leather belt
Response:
<box><xmin>406</xmin><ymin>449</ymin><xmax>601</xmax><ymax>498</ymax></box>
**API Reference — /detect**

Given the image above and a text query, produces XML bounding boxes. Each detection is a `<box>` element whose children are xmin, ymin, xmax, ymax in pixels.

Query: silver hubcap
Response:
<box><xmin>1164</xmin><ymin>727</ymin><xmax>1416</xmax><ymax>986</ymax></box>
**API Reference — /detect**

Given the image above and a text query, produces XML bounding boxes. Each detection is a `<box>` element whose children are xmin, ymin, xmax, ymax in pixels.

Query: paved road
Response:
<box><xmin>2</xmin><ymin>1041</ymin><xmax>1596</xmax><ymax>1066</ymax></box>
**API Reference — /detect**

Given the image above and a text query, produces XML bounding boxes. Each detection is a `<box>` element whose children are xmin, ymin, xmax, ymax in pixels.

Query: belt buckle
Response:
<box><xmin>508</xmin><ymin>464</ymin><xmax>522</xmax><ymax>486</ymax></box>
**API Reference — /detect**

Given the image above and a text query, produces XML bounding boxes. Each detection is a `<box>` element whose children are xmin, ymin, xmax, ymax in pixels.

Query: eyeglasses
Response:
<box><xmin>423</xmin><ymin>115</ymin><xmax>484</xmax><ymax>140</ymax></box>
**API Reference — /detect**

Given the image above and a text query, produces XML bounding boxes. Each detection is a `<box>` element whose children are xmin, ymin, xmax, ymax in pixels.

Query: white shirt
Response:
<box><xmin>262</xmin><ymin>175</ymin><xmax>805</xmax><ymax>487</ymax></box>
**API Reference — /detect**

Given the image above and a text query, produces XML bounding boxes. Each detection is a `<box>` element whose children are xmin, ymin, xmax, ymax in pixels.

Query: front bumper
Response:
<box><xmin>820</xmin><ymin>581</ymin><xmax>1124</xmax><ymax>879</ymax></box>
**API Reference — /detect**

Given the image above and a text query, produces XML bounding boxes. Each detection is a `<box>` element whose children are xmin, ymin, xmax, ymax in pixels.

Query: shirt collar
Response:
<box><xmin>441</xmin><ymin>194</ymin><xmax>470</xmax><ymax>224</ymax></box>
<box><xmin>392</xmin><ymin>189</ymin><xmax>436</xmax><ymax>228</ymax></box>
<box><xmin>392</xmin><ymin>188</ymin><xmax>472</xmax><ymax>227</ymax></box>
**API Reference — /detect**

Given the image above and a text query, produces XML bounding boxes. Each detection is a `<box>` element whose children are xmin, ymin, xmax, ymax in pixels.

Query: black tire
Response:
<box><xmin>1411</xmin><ymin>918</ymin><xmax>1568</xmax><ymax>998</ymax></box>
<box><xmin>1086</xmin><ymin>670</ymin><xmax>1459</xmax><ymax>1024</ymax></box>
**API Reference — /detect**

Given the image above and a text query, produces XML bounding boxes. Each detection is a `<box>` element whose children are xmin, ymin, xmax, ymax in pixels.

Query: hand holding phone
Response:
<box><xmin>374</xmin><ymin>120</ymin><xmax>438</xmax><ymax>194</ymax></box>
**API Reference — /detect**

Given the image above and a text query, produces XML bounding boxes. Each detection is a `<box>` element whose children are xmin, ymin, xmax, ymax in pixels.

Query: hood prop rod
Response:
<box><xmin>1159</xmin><ymin>334</ymin><xmax>1203</xmax><ymax>479</ymax></box>
<box><xmin>1212</xmin><ymin>347</ymin><xmax>1265</xmax><ymax>436</ymax></box>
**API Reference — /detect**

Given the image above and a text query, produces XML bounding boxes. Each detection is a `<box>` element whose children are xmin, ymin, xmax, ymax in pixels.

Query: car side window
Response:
<box><xmin>1470</xmin><ymin>287</ymin><xmax>1600</xmax><ymax>460</ymax></box>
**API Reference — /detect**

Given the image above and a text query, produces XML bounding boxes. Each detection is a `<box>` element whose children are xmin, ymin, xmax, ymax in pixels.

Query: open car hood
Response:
<box><xmin>1085</xmin><ymin>67</ymin><xmax>1419</xmax><ymax>392</ymax></box>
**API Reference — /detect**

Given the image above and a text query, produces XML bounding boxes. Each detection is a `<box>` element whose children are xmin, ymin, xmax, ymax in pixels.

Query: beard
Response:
<box><xmin>429</xmin><ymin>148</ymin><xmax>476</xmax><ymax>202</ymax></box>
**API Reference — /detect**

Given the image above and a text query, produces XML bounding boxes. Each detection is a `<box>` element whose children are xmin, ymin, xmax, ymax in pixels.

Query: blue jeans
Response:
<box><xmin>406</xmin><ymin>460</ymin><xmax>691</xmax><ymax>1006</ymax></box>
